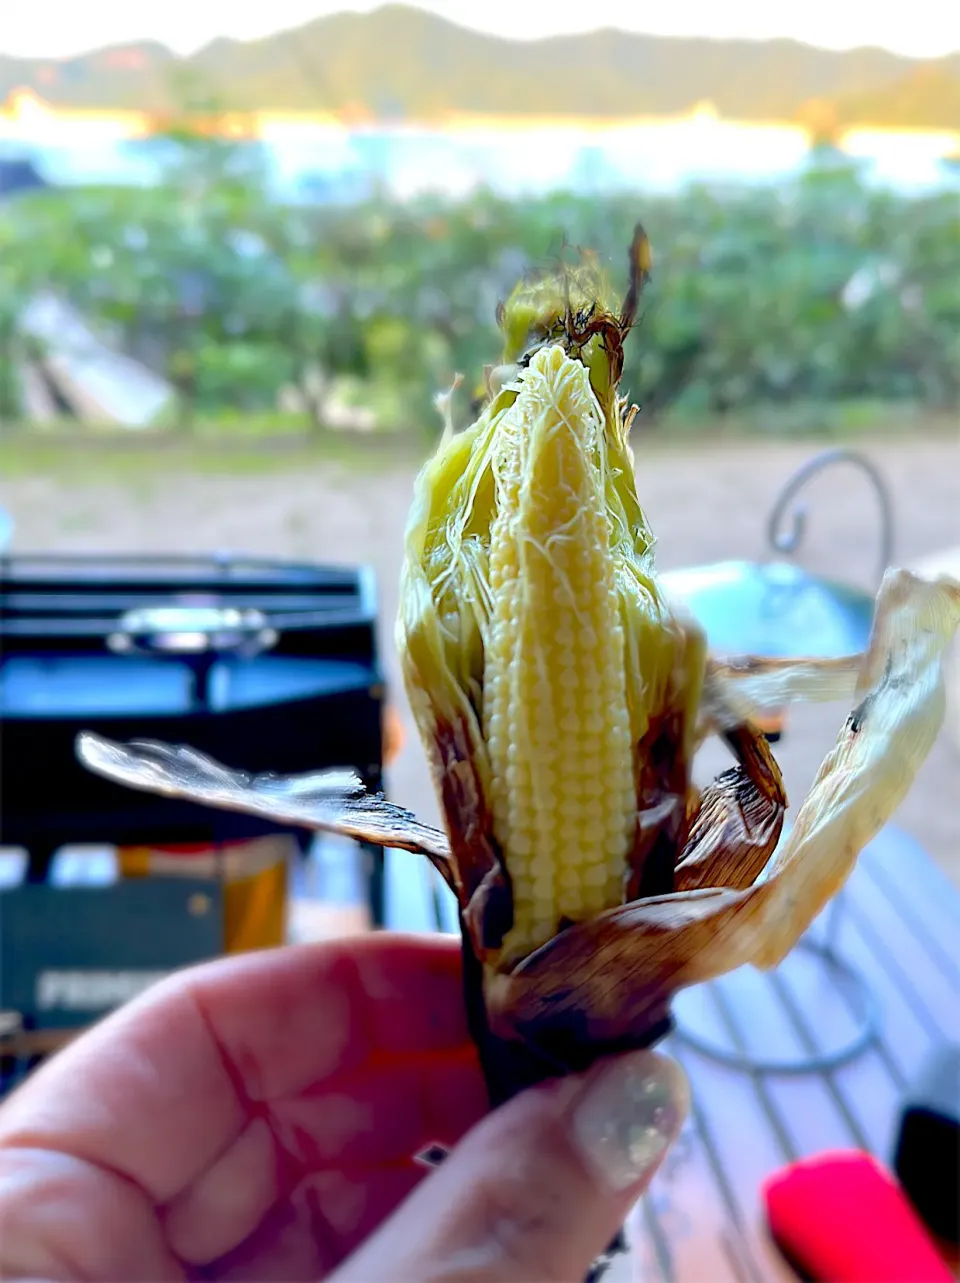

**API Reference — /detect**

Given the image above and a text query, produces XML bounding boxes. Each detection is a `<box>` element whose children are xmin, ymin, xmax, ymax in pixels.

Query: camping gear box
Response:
<box><xmin>0</xmin><ymin>553</ymin><xmax>387</xmax><ymax>1030</ymax></box>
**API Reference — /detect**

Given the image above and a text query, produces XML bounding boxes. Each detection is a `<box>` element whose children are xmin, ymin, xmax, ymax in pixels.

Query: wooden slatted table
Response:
<box><xmin>624</xmin><ymin>825</ymin><xmax>960</xmax><ymax>1282</ymax></box>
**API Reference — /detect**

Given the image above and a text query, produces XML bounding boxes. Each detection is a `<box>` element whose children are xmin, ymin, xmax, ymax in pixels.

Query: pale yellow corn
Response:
<box><xmin>482</xmin><ymin>347</ymin><xmax>636</xmax><ymax>960</ymax></box>
<box><xmin>398</xmin><ymin>339</ymin><xmax>704</xmax><ymax>971</ymax></box>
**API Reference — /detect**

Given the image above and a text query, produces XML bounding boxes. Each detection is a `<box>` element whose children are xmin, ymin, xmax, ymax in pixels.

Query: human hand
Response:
<box><xmin>0</xmin><ymin>934</ymin><xmax>687</xmax><ymax>1282</ymax></box>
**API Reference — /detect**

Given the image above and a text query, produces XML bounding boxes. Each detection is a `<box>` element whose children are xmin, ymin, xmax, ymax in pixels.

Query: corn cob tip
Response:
<box><xmin>398</xmin><ymin>337</ymin><xmax>703</xmax><ymax>970</ymax></box>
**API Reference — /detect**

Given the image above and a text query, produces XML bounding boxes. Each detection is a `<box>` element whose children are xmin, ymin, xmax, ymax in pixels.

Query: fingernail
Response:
<box><xmin>569</xmin><ymin>1053</ymin><xmax>689</xmax><ymax>1192</ymax></box>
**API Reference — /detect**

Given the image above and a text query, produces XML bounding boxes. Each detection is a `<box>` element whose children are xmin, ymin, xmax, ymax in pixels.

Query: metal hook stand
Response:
<box><xmin>765</xmin><ymin>447</ymin><xmax>895</xmax><ymax>587</ymax></box>
<box><xmin>673</xmin><ymin>896</ymin><xmax>882</xmax><ymax>1074</ymax></box>
<box><xmin>673</xmin><ymin>449</ymin><xmax>893</xmax><ymax>1075</ymax></box>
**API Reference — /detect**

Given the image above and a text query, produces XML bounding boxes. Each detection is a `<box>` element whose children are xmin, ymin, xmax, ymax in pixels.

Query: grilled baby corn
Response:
<box><xmin>399</xmin><ymin>337</ymin><xmax>703</xmax><ymax>966</ymax></box>
<box><xmin>77</xmin><ymin>226</ymin><xmax>960</xmax><ymax>1097</ymax></box>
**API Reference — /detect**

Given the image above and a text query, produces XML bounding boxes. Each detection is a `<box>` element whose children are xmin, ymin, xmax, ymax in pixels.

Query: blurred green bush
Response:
<box><xmin>1</xmin><ymin>151</ymin><xmax>957</xmax><ymax>433</ymax></box>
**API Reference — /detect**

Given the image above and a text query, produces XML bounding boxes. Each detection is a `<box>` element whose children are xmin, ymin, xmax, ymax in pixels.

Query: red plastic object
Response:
<box><xmin>762</xmin><ymin>1150</ymin><xmax>953</xmax><ymax>1283</ymax></box>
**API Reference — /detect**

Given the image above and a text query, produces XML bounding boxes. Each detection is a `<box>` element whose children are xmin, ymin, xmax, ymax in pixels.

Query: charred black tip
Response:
<box><xmin>620</xmin><ymin>222</ymin><xmax>652</xmax><ymax>332</ymax></box>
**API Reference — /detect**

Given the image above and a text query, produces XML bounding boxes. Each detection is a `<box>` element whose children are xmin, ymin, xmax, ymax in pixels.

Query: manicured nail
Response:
<box><xmin>569</xmin><ymin>1052</ymin><xmax>689</xmax><ymax>1192</ymax></box>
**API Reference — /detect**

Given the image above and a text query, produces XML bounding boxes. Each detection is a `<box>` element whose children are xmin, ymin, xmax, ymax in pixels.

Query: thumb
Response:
<box><xmin>331</xmin><ymin>1049</ymin><xmax>688</xmax><ymax>1283</ymax></box>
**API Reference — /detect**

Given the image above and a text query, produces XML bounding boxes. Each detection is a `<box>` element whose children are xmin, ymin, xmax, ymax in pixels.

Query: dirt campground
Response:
<box><xmin>2</xmin><ymin>433</ymin><xmax>958</xmax><ymax>886</ymax></box>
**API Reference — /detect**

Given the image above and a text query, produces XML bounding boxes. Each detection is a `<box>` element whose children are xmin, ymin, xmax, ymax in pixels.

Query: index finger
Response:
<box><xmin>0</xmin><ymin>933</ymin><xmax>470</xmax><ymax>1204</ymax></box>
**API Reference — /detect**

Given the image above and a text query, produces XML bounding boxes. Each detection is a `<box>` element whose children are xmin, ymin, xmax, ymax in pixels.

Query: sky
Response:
<box><xmin>2</xmin><ymin>0</ymin><xmax>959</xmax><ymax>60</ymax></box>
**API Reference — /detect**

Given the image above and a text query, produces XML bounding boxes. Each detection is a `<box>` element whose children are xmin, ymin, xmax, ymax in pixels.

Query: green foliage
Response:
<box><xmin>1</xmin><ymin>147</ymin><xmax>958</xmax><ymax>436</ymax></box>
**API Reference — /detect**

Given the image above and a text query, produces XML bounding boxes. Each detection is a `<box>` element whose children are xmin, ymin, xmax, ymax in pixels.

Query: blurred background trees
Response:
<box><xmin>1</xmin><ymin>132</ymin><xmax>957</xmax><ymax>436</ymax></box>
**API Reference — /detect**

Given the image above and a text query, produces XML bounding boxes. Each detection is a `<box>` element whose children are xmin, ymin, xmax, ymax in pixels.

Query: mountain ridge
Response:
<box><xmin>1</xmin><ymin>5</ymin><xmax>958</xmax><ymax>128</ymax></box>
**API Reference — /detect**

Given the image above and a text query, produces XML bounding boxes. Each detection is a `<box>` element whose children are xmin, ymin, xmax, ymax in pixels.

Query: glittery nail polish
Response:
<box><xmin>569</xmin><ymin>1053</ymin><xmax>688</xmax><ymax>1192</ymax></box>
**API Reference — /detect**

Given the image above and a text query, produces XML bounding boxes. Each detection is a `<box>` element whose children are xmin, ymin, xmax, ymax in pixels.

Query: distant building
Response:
<box><xmin>294</xmin><ymin>169</ymin><xmax>375</xmax><ymax>205</ymax></box>
<box><xmin>0</xmin><ymin>157</ymin><xmax>49</xmax><ymax>199</ymax></box>
<box><xmin>567</xmin><ymin>144</ymin><xmax>616</xmax><ymax>194</ymax></box>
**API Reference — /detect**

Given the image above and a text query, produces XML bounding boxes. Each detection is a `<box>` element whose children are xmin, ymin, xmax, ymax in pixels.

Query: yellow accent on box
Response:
<box><xmin>117</xmin><ymin>834</ymin><xmax>293</xmax><ymax>953</ymax></box>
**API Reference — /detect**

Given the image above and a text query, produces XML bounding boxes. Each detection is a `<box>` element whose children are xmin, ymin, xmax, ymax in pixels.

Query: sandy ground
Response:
<box><xmin>3</xmin><ymin>434</ymin><xmax>958</xmax><ymax>886</ymax></box>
